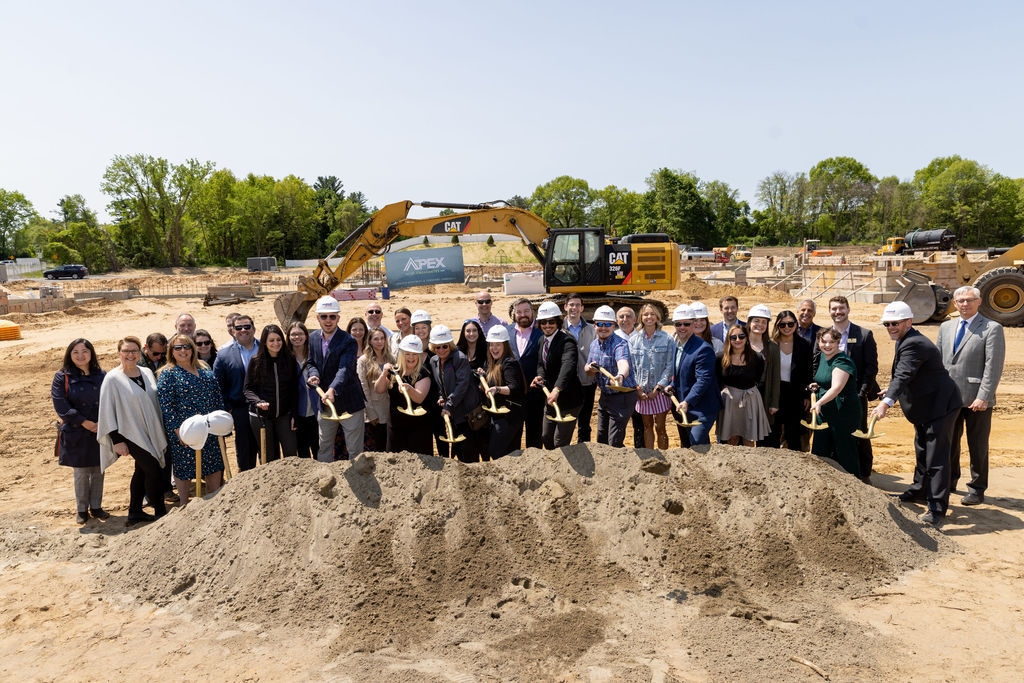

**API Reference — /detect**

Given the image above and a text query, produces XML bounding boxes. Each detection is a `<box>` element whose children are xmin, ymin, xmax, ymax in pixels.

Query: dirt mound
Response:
<box><xmin>98</xmin><ymin>444</ymin><xmax>953</xmax><ymax>679</ymax></box>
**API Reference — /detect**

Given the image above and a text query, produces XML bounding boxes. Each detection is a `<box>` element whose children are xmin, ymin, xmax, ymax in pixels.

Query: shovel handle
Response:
<box><xmin>195</xmin><ymin>449</ymin><xmax>203</xmax><ymax>497</ymax></box>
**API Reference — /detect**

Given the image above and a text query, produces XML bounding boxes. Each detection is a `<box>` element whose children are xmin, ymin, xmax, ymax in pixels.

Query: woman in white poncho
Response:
<box><xmin>97</xmin><ymin>336</ymin><xmax>168</xmax><ymax>527</ymax></box>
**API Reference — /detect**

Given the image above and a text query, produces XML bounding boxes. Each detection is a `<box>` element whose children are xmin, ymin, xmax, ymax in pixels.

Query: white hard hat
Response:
<box><xmin>410</xmin><ymin>309</ymin><xmax>431</xmax><ymax>325</ymax></box>
<box><xmin>672</xmin><ymin>304</ymin><xmax>696</xmax><ymax>321</ymax></box>
<box><xmin>689</xmin><ymin>302</ymin><xmax>710</xmax><ymax>318</ymax></box>
<box><xmin>536</xmin><ymin>301</ymin><xmax>561</xmax><ymax>321</ymax></box>
<box><xmin>315</xmin><ymin>295</ymin><xmax>340</xmax><ymax>314</ymax></box>
<box><xmin>179</xmin><ymin>414</ymin><xmax>210</xmax><ymax>451</ymax></box>
<box><xmin>747</xmin><ymin>304</ymin><xmax>772</xmax><ymax>320</ymax></box>
<box><xmin>429</xmin><ymin>324</ymin><xmax>454</xmax><ymax>344</ymax></box>
<box><xmin>486</xmin><ymin>326</ymin><xmax>510</xmax><ymax>343</ymax></box>
<box><xmin>205</xmin><ymin>410</ymin><xmax>234</xmax><ymax>436</ymax></box>
<box><xmin>881</xmin><ymin>301</ymin><xmax>914</xmax><ymax>323</ymax></box>
<box><xmin>593</xmin><ymin>305</ymin><xmax>616</xmax><ymax>323</ymax></box>
<box><xmin>398</xmin><ymin>335</ymin><xmax>423</xmax><ymax>354</ymax></box>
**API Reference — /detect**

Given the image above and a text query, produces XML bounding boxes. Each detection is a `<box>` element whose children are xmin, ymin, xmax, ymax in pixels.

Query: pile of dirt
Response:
<box><xmin>98</xmin><ymin>444</ymin><xmax>954</xmax><ymax>680</ymax></box>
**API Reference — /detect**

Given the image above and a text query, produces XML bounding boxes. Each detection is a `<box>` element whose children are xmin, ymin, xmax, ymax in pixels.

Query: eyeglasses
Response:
<box><xmin>171</xmin><ymin>344</ymin><xmax>191</xmax><ymax>351</ymax></box>
<box><xmin>196</xmin><ymin>340</ymin><xmax>213</xmax><ymax>347</ymax></box>
<box><xmin>366</xmin><ymin>309</ymin><xmax>382</xmax><ymax>314</ymax></box>
<box><xmin>594</xmin><ymin>322</ymin><xmax>614</xmax><ymax>328</ymax></box>
<box><xmin>476</xmin><ymin>299</ymin><xmax>492</xmax><ymax>305</ymax></box>
<box><xmin>881</xmin><ymin>321</ymin><xmax>903</xmax><ymax>328</ymax></box>
<box><xmin>778</xmin><ymin>321</ymin><xmax>797</xmax><ymax>328</ymax></box>
<box><xmin>120</xmin><ymin>349</ymin><xmax>141</xmax><ymax>355</ymax></box>
<box><xmin>317</xmin><ymin>315</ymin><xmax>338</xmax><ymax>321</ymax></box>
<box><xmin>729</xmin><ymin>334</ymin><xmax>747</xmax><ymax>341</ymax></box>
<box><xmin>954</xmin><ymin>298</ymin><xmax>978</xmax><ymax>305</ymax></box>
<box><xmin>674</xmin><ymin>321</ymin><xmax>692</xmax><ymax>327</ymax></box>
<box><xmin>234</xmin><ymin>324</ymin><xmax>253</xmax><ymax>330</ymax></box>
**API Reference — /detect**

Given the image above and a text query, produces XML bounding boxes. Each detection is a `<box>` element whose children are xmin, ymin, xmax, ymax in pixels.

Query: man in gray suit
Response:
<box><xmin>936</xmin><ymin>286</ymin><xmax>1005</xmax><ymax>506</ymax></box>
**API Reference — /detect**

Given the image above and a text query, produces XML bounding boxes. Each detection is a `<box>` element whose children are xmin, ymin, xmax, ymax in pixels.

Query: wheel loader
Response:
<box><xmin>274</xmin><ymin>200</ymin><xmax>680</xmax><ymax>326</ymax></box>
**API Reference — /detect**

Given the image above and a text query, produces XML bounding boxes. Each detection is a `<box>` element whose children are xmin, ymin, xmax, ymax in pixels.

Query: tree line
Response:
<box><xmin>1</xmin><ymin>153</ymin><xmax>1021</xmax><ymax>274</ymax></box>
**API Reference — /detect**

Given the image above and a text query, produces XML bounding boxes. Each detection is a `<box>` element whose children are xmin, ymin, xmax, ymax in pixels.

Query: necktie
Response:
<box><xmin>542</xmin><ymin>338</ymin><xmax>550</xmax><ymax>365</ymax></box>
<box><xmin>953</xmin><ymin>319</ymin><xmax>967</xmax><ymax>352</ymax></box>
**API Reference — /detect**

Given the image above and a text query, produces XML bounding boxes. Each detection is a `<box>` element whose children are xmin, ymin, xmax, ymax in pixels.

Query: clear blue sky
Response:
<box><xmin>3</xmin><ymin>1</ymin><xmax>1022</xmax><ymax>223</ymax></box>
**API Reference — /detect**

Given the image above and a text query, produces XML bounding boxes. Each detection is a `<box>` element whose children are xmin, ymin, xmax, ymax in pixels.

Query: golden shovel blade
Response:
<box><xmin>439</xmin><ymin>413</ymin><xmax>466</xmax><ymax>444</ymax></box>
<box><xmin>598</xmin><ymin>366</ymin><xmax>635</xmax><ymax>392</ymax></box>
<box><xmin>315</xmin><ymin>386</ymin><xmax>353</xmax><ymax>421</ymax></box>
<box><xmin>478</xmin><ymin>375</ymin><xmax>510</xmax><ymax>414</ymax></box>
<box><xmin>800</xmin><ymin>416</ymin><xmax>830</xmax><ymax>431</ymax></box>
<box><xmin>852</xmin><ymin>415</ymin><xmax>886</xmax><ymax>440</ymax></box>
<box><xmin>668</xmin><ymin>394</ymin><xmax>699</xmax><ymax>427</ymax></box>
<box><xmin>541</xmin><ymin>386</ymin><xmax>576</xmax><ymax>423</ymax></box>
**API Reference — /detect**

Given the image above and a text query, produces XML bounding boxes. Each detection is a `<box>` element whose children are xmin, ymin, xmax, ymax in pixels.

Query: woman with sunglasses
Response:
<box><xmin>429</xmin><ymin>325</ymin><xmax>484</xmax><ymax>461</ymax></box>
<box><xmin>769</xmin><ymin>310</ymin><xmax>814</xmax><ymax>450</ymax></box>
<box><xmin>244</xmin><ymin>324</ymin><xmax>299</xmax><ymax>463</ymax></box>
<box><xmin>288</xmin><ymin>322</ymin><xmax>320</xmax><ymax>459</ymax></box>
<box><xmin>98</xmin><ymin>336</ymin><xmax>169</xmax><ymax>526</ymax></box>
<box><xmin>745</xmin><ymin>304</ymin><xmax>780</xmax><ymax>446</ymax></box>
<box><xmin>629</xmin><ymin>303</ymin><xmax>674</xmax><ymax>449</ymax></box>
<box><xmin>716</xmin><ymin>325</ymin><xmax>770</xmax><ymax>446</ymax></box>
<box><xmin>194</xmin><ymin>329</ymin><xmax>218</xmax><ymax>367</ymax></box>
<box><xmin>809</xmin><ymin>327</ymin><xmax>861</xmax><ymax>477</ymax></box>
<box><xmin>376</xmin><ymin>335</ymin><xmax>433</xmax><ymax>456</ymax></box>
<box><xmin>158</xmin><ymin>334</ymin><xmax>226</xmax><ymax>505</ymax></box>
<box><xmin>669</xmin><ymin>305</ymin><xmax>720</xmax><ymax>447</ymax></box>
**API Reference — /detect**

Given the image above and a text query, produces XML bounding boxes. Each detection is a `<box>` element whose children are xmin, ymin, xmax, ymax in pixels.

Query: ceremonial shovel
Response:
<box><xmin>668</xmin><ymin>393</ymin><xmax>700</xmax><ymax>427</ymax></box>
<box><xmin>439</xmin><ymin>413</ymin><xmax>466</xmax><ymax>445</ymax></box>
<box><xmin>852</xmin><ymin>414</ymin><xmax>886</xmax><ymax>440</ymax></box>
<box><xmin>478</xmin><ymin>375</ymin><xmax>509</xmax><ymax>414</ymax></box>
<box><xmin>541</xmin><ymin>386</ymin><xmax>576</xmax><ymax>423</ymax></box>
<box><xmin>195</xmin><ymin>449</ymin><xmax>203</xmax><ymax>497</ymax></box>
<box><xmin>801</xmin><ymin>394</ymin><xmax>830</xmax><ymax>431</ymax></box>
<box><xmin>598</xmin><ymin>366</ymin><xmax>635</xmax><ymax>392</ymax></box>
<box><xmin>392</xmin><ymin>375</ymin><xmax>426</xmax><ymax>416</ymax></box>
<box><xmin>315</xmin><ymin>386</ymin><xmax>353</xmax><ymax>421</ymax></box>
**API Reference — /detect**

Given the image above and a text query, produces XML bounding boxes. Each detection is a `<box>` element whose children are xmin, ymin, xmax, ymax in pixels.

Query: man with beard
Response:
<box><xmin>508</xmin><ymin>298</ymin><xmax>543</xmax><ymax>448</ymax></box>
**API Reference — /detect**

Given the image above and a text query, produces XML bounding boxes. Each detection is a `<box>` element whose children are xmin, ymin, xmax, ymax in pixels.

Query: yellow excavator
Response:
<box><xmin>274</xmin><ymin>200</ymin><xmax>681</xmax><ymax>326</ymax></box>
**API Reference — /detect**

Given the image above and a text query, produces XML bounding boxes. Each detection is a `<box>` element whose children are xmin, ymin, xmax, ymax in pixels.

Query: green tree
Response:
<box><xmin>190</xmin><ymin>168</ymin><xmax>239</xmax><ymax>263</ymax></box>
<box><xmin>807</xmin><ymin>157</ymin><xmax>877</xmax><ymax>242</ymax></box>
<box><xmin>528</xmin><ymin>176</ymin><xmax>593</xmax><ymax>229</ymax></box>
<box><xmin>916</xmin><ymin>157</ymin><xmax>1019</xmax><ymax>246</ymax></box>
<box><xmin>590</xmin><ymin>185</ymin><xmax>642</xmax><ymax>236</ymax></box>
<box><xmin>274</xmin><ymin>175</ymin><xmax>316</xmax><ymax>260</ymax></box>
<box><xmin>100</xmin><ymin>154</ymin><xmax>213</xmax><ymax>266</ymax></box>
<box><xmin>230</xmin><ymin>174</ymin><xmax>279</xmax><ymax>257</ymax></box>
<box><xmin>0</xmin><ymin>189</ymin><xmax>36</xmax><ymax>260</ymax></box>
<box><xmin>637</xmin><ymin>168</ymin><xmax>714</xmax><ymax>245</ymax></box>
<box><xmin>701</xmin><ymin>180</ymin><xmax>751</xmax><ymax>243</ymax></box>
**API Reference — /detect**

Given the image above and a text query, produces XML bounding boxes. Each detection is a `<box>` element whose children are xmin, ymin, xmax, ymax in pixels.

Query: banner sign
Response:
<box><xmin>384</xmin><ymin>246</ymin><xmax>465</xmax><ymax>290</ymax></box>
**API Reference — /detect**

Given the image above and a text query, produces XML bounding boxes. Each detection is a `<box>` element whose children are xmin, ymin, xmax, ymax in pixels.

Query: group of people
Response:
<box><xmin>52</xmin><ymin>286</ymin><xmax>1004</xmax><ymax>528</ymax></box>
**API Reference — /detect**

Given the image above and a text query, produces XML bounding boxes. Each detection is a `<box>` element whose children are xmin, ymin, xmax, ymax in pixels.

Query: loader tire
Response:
<box><xmin>975</xmin><ymin>266</ymin><xmax>1024</xmax><ymax>327</ymax></box>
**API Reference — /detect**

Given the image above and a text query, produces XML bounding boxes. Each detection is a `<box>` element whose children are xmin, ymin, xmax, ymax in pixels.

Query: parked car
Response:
<box><xmin>43</xmin><ymin>264</ymin><xmax>89</xmax><ymax>280</ymax></box>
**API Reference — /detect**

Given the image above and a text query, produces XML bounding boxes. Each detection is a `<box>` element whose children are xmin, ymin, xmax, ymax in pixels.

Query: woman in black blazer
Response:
<box><xmin>769</xmin><ymin>310</ymin><xmax>814</xmax><ymax>450</ymax></box>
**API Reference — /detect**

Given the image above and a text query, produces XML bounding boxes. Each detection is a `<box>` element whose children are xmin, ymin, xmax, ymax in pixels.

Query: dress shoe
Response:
<box><xmin>961</xmin><ymin>492</ymin><xmax>985</xmax><ymax>506</ymax></box>
<box><xmin>164</xmin><ymin>491</ymin><xmax>180</xmax><ymax>505</ymax></box>
<box><xmin>897</xmin><ymin>491</ymin><xmax>925</xmax><ymax>503</ymax></box>
<box><xmin>76</xmin><ymin>511</ymin><xmax>88</xmax><ymax>525</ymax></box>
<box><xmin>89</xmin><ymin>507</ymin><xmax>110</xmax><ymax>520</ymax></box>
<box><xmin>919</xmin><ymin>510</ymin><xmax>943</xmax><ymax>525</ymax></box>
<box><xmin>126</xmin><ymin>512</ymin><xmax>157</xmax><ymax>527</ymax></box>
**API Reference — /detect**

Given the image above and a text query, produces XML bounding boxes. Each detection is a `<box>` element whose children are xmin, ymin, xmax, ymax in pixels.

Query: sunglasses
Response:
<box><xmin>476</xmin><ymin>299</ymin><xmax>492</xmax><ymax>305</ymax></box>
<box><xmin>881</xmin><ymin>321</ymin><xmax>902</xmax><ymax>328</ymax></box>
<box><xmin>149</xmin><ymin>350</ymin><xmax>166</xmax><ymax>357</ymax></box>
<box><xmin>594</xmin><ymin>322</ymin><xmax>614</xmax><ymax>328</ymax></box>
<box><xmin>778</xmin><ymin>321</ymin><xmax>797</xmax><ymax>328</ymax></box>
<box><xmin>234</xmin><ymin>324</ymin><xmax>253</xmax><ymax>330</ymax></box>
<box><xmin>673</xmin><ymin>321</ymin><xmax>692</xmax><ymax>327</ymax></box>
<box><xmin>317</xmin><ymin>315</ymin><xmax>338</xmax><ymax>321</ymax></box>
<box><xmin>196</xmin><ymin>340</ymin><xmax>213</xmax><ymax>347</ymax></box>
<box><xmin>171</xmin><ymin>344</ymin><xmax>191</xmax><ymax>351</ymax></box>
<box><xmin>434</xmin><ymin>343</ymin><xmax>451</xmax><ymax>350</ymax></box>
<box><xmin>729</xmin><ymin>334</ymin><xmax>747</xmax><ymax>341</ymax></box>
<box><xmin>538</xmin><ymin>319</ymin><xmax>558</xmax><ymax>325</ymax></box>
<box><xmin>366</xmin><ymin>309</ymin><xmax>382</xmax><ymax>314</ymax></box>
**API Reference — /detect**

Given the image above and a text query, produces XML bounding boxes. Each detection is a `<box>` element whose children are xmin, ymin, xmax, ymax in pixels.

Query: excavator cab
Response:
<box><xmin>545</xmin><ymin>229</ymin><xmax>604</xmax><ymax>288</ymax></box>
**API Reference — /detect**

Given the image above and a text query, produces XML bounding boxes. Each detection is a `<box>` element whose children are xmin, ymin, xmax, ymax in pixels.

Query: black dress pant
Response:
<box><xmin>127</xmin><ymin>440</ymin><xmax>166</xmax><ymax>517</ymax></box>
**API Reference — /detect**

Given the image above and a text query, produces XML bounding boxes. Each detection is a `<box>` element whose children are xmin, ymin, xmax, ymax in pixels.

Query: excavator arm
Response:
<box><xmin>275</xmin><ymin>201</ymin><xmax>552</xmax><ymax>326</ymax></box>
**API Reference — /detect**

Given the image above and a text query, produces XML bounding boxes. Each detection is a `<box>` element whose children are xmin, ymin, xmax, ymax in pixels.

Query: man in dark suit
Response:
<box><xmin>307</xmin><ymin>296</ymin><xmax>365</xmax><ymax>461</ymax></box>
<box><xmin>669</xmin><ymin>304</ymin><xmax>721</xmax><ymax>447</ymax></box>
<box><xmin>509</xmin><ymin>298</ymin><xmax>544</xmax><ymax>449</ymax></box>
<box><xmin>709</xmin><ymin>296</ymin><xmax>745</xmax><ymax>346</ymax></box>
<box><xmin>563</xmin><ymin>294</ymin><xmax>597</xmax><ymax>443</ymax></box>
<box><xmin>827</xmin><ymin>295</ymin><xmax>880</xmax><ymax>482</ymax></box>
<box><xmin>796</xmin><ymin>299</ymin><xmax>823</xmax><ymax>345</ymax></box>
<box><xmin>872</xmin><ymin>302</ymin><xmax>962</xmax><ymax>525</ymax></box>
<box><xmin>213</xmin><ymin>314</ymin><xmax>260</xmax><ymax>471</ymax></box>
<box><xmin>534</xmin><ymin>301</ymin><xmax>582</xmax><ymax>449</ymax></box>
<box><xmin>936</xmin><ymin>286</ymin><xmax>1005</xmax><ymax>505</ymax></box>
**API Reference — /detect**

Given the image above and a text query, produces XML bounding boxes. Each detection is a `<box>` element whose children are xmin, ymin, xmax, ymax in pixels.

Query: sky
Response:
<box><xmin>3</xmin><ymin>1</ymin><xmax>1022</xmax><ymax>224</ymax></box>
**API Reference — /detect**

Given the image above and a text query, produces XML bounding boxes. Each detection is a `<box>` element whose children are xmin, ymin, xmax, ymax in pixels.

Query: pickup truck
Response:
<box><xmin>680</xmin><ymin>245</ymin><xmax>717</xmax><ymax>261</ymax></box>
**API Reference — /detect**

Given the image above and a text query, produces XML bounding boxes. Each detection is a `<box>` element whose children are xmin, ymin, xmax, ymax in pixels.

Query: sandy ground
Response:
<box><xmin>2</xmin><ymin>271</ymin><xmax>1023</xmax><ymax>681</ymax></box>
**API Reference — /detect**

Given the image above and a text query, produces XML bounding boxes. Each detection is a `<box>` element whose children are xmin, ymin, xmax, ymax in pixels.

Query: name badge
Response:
<box><xmin>847</xmin><ymin>338</ymin><xmax>857</xmax><ymax>344</ymax></box>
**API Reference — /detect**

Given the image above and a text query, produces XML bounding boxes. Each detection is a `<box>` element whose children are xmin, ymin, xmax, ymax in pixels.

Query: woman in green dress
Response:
<box><xmin>809</xmin><ymin>327</ymin><xmax>862</xmax><ymax>477</ymax></box>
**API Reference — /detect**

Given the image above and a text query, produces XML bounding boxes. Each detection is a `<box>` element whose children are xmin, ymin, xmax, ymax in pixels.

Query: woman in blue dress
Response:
<box><xmin>157</xmin><ymin>334</ymin><xmax>226</xmax><ymax>504</ymax></box>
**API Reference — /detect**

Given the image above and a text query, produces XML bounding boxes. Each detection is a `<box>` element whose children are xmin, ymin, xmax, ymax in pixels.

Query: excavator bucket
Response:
<box><xmin>274</xmin><ymin>291</ymin><xmax>316</xmax><ymax>327</ymax></box>
<box><xmin>894</xmin><ymin>271</ymin><xmax>951</xmax><ymax>324</ymax></box>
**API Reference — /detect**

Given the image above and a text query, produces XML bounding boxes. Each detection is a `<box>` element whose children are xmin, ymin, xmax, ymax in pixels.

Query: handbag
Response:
<box><xmin>54</xmin><ymin>372</ymin><xmax>69</xmax><ymax>460</ymax></box>
<box><xmin>466</xmin><ymin>404</ymin><xmax>490</xmax><ymax>431</ymax></box>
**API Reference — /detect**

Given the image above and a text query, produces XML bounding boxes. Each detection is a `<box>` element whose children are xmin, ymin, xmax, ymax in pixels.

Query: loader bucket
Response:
<box><xmin>274</xmin><ymin>291</ymin><xmax>316</xmax><ymax>327</ymax></box>
<box><xmin>894</xmin><ymin>271</ymin><xmax>948</xmax><ymax>324</ymax></box>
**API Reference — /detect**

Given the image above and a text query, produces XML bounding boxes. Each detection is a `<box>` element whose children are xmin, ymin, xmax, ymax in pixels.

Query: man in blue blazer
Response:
<box><xmin>213</xmin><ymin>314</ymin><xmax>260</xmax><ymax>471</ymax></box>
<box><xmin>509</xmin><ymin>298</ymin><xmax>544</xmax><ymax>449</ymax></box>
<box><xmin>307</xmin><ymin>296</ymin><xmax>365</xmax><ymax>461</ymax></box>
<box><xmin>873</xmin><ymin>302</ymin><xmax>961</xmax><ymax>525</ymax></box>
<box><xmin>709</xmin><ymin>296</ymin><xmax>745</xmax><ymax>346</ymax></box>
<box><xmin>670</xmin><ymin>304</ymin><xmax>721</xmax><ymax>446</ymax></box>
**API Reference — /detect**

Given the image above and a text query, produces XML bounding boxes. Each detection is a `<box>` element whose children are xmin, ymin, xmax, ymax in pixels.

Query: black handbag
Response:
<box><xmin>466</xmin><ymin>404</ymin><xmax>490</xmax><ymax>431</ymax></box>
